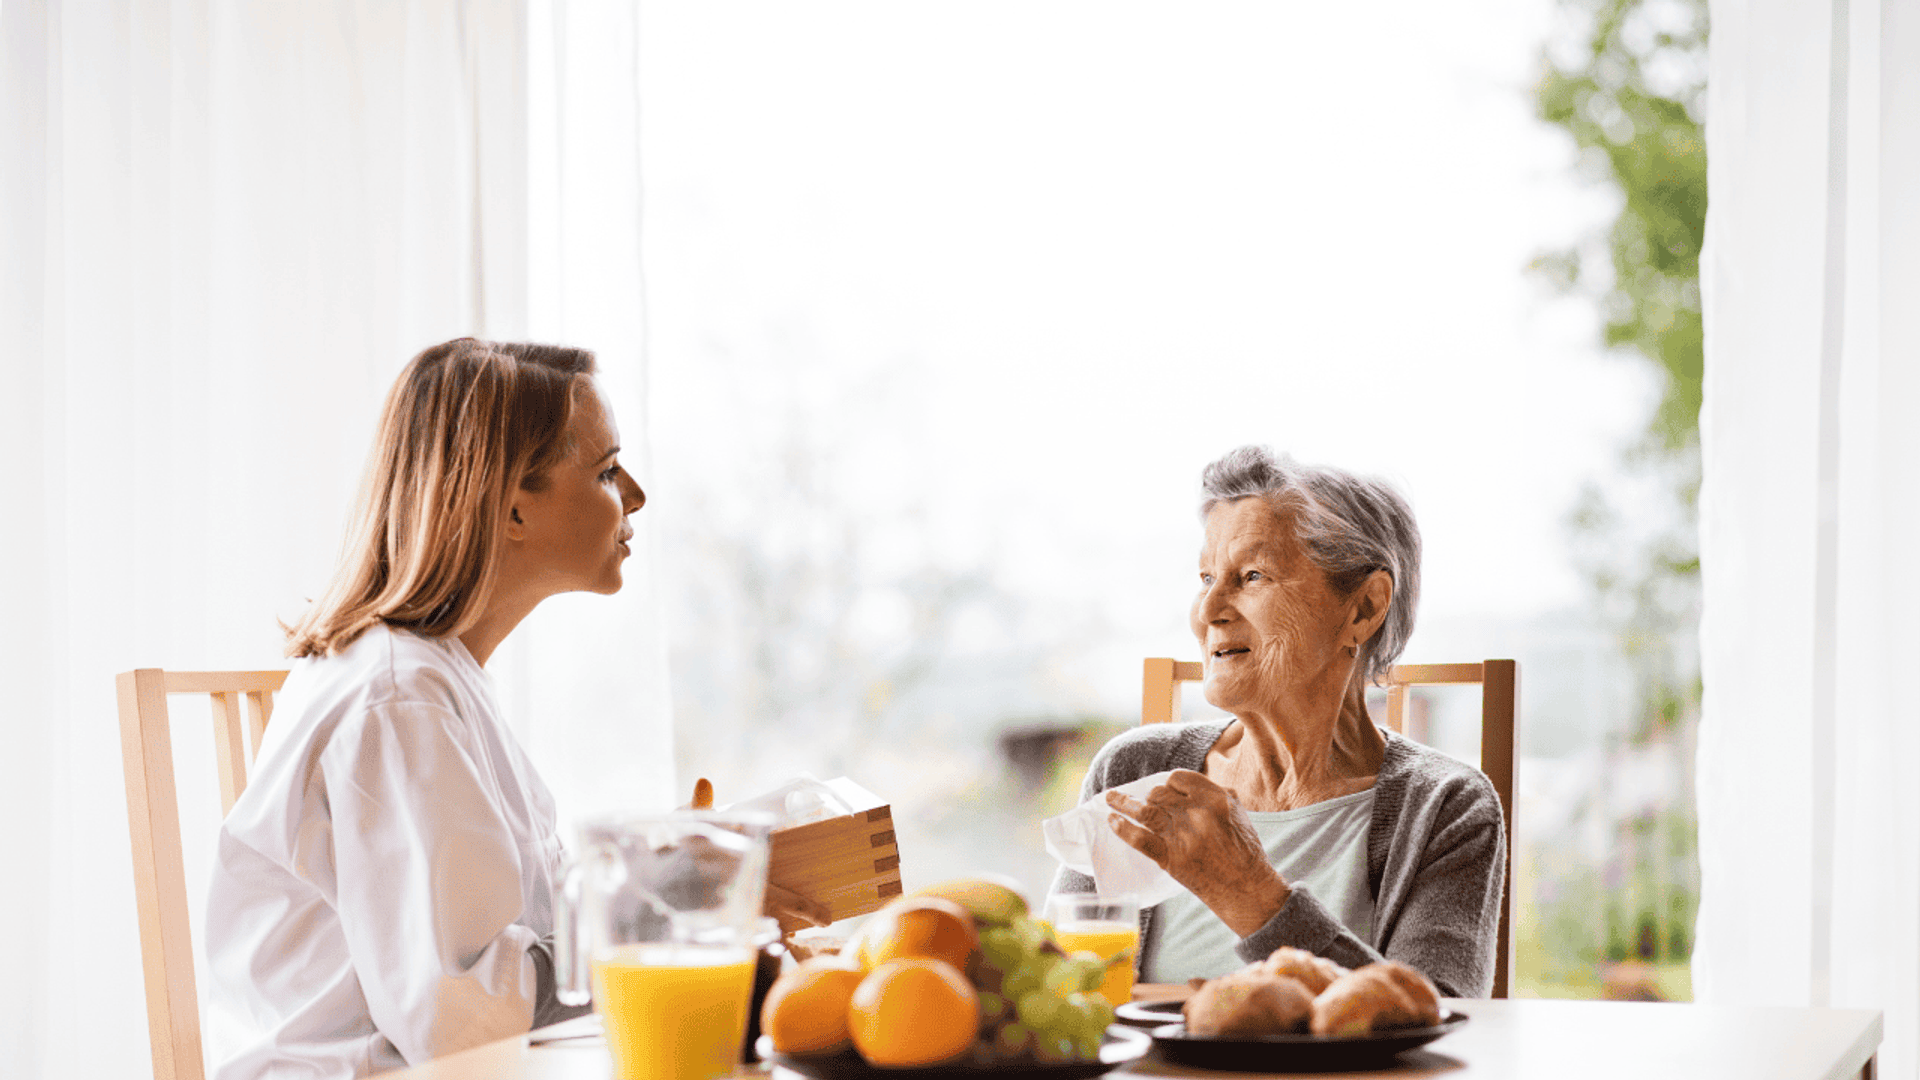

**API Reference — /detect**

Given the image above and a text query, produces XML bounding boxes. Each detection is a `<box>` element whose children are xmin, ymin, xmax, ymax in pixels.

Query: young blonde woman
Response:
<box><xmin>203</xmin><ymin>339</ymin><xmax>645</xmax><ymax>1080</ymax></box>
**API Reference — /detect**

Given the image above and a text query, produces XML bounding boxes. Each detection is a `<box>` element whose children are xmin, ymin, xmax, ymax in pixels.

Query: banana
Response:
<box><xmin>909</xmin><ymin>876</ymin><xmax>1030</xmax><ymax>927</ymax></box>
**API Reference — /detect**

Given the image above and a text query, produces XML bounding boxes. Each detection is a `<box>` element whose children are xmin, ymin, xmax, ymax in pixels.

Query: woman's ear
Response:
<box><xmin>504</xmin><ymin>503</ymin><xmax>528</xmax><ymax>542</ymax></box>
<box><xmin>1351</xmin><ymin>569</ymin><xmax>1394</xmax><ymax>643</ymax></box>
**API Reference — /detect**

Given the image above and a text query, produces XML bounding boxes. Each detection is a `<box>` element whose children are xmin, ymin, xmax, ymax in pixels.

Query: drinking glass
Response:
<box><xmin>555</xmin><ymin>810</ymin><xmax>772</xmax><ymax>1080</ymax></box>
<box><xmin>1049</xmin><ymin>894</ymin><xmax>1141</xmax><ymax>1007</ymax></box>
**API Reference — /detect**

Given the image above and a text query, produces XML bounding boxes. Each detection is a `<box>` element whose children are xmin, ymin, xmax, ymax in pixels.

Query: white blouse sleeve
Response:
<box><xmin>313</xmin><ymin>698</ymin><xmax>542</xmax><ymax>1064</ymax></box>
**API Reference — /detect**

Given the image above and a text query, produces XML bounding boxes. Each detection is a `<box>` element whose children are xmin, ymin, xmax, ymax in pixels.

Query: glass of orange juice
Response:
<box><xmin>1049</xmin><ymin>894</ymin><xmax>1140</xmax><ymax>1007</ymax></box>
<box><xmin>555</xmin><ymin>811</ymin><xmax>773</xmax><ymax>1080</ymax></box>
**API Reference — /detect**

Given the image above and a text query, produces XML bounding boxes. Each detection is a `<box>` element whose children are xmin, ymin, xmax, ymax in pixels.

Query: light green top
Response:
<box><xmin>1140</xmin><ymin>788</ymin><xmax>1376</xmax><ymax>984</ymax></box>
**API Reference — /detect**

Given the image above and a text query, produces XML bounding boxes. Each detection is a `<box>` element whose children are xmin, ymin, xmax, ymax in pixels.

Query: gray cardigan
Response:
<box><xmin>1048</xmin><ymin>719</ymin><xmax>1504</xmax><ymax>998</ymax></box>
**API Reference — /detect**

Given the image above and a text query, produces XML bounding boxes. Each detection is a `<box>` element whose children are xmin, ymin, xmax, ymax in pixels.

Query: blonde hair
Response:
<box><xmin>287</xmin><ymin>337</ymin><xmax>597</xmax><ymax>658</ymax></box>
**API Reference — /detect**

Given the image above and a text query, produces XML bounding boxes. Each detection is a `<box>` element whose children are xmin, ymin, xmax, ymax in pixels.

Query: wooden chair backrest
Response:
<box><xmin>1140</xmin><ymin>657</ymin><xmax>1518</xmax><ymax>999</ymax></box>
<box><xmin>117</xmin><ymin>668</ymin><xmax>287</xmax><ymax>1080</ymax></box>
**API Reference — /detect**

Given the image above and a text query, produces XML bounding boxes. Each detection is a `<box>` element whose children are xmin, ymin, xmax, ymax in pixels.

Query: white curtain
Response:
<box><xmin>0</xmin><ymin>3</ymin><xmax>669</xmax><ymax>1078</ymax></box>
<box><xmin>1696</xmin><ymin>0</ymin><xmax>1920</xmax><ymax>1076</ymax></box>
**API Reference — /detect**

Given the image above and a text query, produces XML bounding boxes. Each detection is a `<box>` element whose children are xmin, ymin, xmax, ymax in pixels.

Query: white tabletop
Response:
<box><xmin>378</xmin><ymin>998</ymin><xmax>1882</xmax><ymax>1080</ymax></box>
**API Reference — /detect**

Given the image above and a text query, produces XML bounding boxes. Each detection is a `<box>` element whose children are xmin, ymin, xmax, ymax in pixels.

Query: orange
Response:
<box><xmin>762</xmin><ymin>956</ymin><xmax>865</xmax><ymax>1055</ymax></box>
<box><xmin>848</xmin><ymin>958</ymin><xmax>980</xmax><ymax>1067</ymax></box>
<box><xmin>855</xmin><ymin>897</ymin><xmax>980</xmax><ymax>972</ymax></box>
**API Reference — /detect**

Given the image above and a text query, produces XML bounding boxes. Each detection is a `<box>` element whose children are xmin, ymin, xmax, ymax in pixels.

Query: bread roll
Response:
<box><xmin>1257</xmin><ymin>946</ymin><xmax>1349</xmax><ymax>995</ymax></box>
<box><xmin>1308</xmin><ymin>961</ymin><xmax>1442</xmax><ymax>1037</ymax></box>
<box><xmin>1182</xmin><ymin>971</ymin><xmax>1314</xmax><ymax>1037</ymax></box>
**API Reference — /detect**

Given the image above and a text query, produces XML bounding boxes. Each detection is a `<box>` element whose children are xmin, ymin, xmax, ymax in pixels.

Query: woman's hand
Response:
<box><xmin>765</xmin><ymin>881</ymin><xmax>832</xmax><ymax>936</ymax></box>
<box><xmin>1105</xmin><ymin>769</ymin><xmax>1291</xmax><ymax>937</ymax></box>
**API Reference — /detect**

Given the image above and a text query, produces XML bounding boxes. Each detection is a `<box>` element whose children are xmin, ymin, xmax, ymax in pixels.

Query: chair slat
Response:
<box><xmin>1387</xmin><ymin>662</ymin><xmax>1485</xmax><ymax>685</ymax></box>
<box><xmin>165</xmin><ymin>670</ymin><xmax>287</xmax><ymax>694</ymax></box>
<box><xmin>211</xmin><ymin>692</ymin><xmax>248</xmax><ymax>815</ymax></box>
<box><xmin>245</xmin><ymin>691</ymin><xmax>273</xmax><ymax>758</ymax></box>
<box><xmin>1142</xmin><ymin>658</ymin><xmax>1179</xmax><ymax>724</ymax></box>
<box><xmin>1479</xmin><ymin>659</ymin><xmax>1519</xmax><ymax>1000</ymax></box>
<box><xmin>1385</xmin><ymin>683</ymin><xmax>1411</xmax><ymax>735</ymax></box>
<box><xmin>1143</xmin><ymin>659</ymin><xmax>1209</xmax><ymax>724</ymax></box>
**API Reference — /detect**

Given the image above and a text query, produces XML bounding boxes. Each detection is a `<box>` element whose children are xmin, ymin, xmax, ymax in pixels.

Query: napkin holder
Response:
<box><xmin>765</xmin><ymin>777</ymin><xmax>901</xmax><ymax>922</ymax></box>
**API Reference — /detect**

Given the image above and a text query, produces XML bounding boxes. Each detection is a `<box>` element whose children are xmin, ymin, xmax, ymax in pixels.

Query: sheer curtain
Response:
<box><xmin>1695</xmin><ymin>0</ymin><xmax>1920</xmax><ymax>1076</ymax></box>
<box><xmin>0</xmin><ymin>3</ymin><xmax>669</xmax><ymax>1078</ymax></box>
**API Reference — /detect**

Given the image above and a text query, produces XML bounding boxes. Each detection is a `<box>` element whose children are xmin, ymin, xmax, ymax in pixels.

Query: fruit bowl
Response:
<box><xmin>758</xmin><ymin>1026</ymin><xmax>1151</xmax><ymax>1080</ymax></box>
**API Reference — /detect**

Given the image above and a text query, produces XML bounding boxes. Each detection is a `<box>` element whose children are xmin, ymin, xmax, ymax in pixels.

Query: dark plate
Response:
<box><xmin>760</xmin><ymin>1026</ymin><xmax>1151</xmax><ymax>1080</ymax></box>
<box><xmin>1149</xmin><ymin>1010</ymin><xmax>1469</xmax><ymax>1072</ymax></box>
<box><xmin>1113</xmin><ymin>1000</ymin><xmax>1185</xmax><ymax>1027</ymax></box>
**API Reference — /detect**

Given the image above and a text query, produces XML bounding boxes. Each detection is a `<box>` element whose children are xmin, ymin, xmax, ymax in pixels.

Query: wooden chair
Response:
<box><xmin>117</xmin><ymin>669</ymin><xmax>287</xmax><ymax>1080</ymax></box>
<box><xmin>1141</xmin><ymin>657</ymin><xmax>1519</xmax><ymax>999</ymax></box>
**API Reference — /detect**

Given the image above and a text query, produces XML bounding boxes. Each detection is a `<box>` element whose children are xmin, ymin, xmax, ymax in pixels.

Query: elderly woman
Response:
<box><xmin>1051</xmin><ymin>446</ymin><xmax>1504</xmax><ymax>998</ymax></box>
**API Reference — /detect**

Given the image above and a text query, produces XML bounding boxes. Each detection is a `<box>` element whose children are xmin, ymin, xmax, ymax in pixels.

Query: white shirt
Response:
<box><xmin>204</xmin><ymin>625</ymin><xmax>564</xmax><ymax>1080</ymax></box>
<box><xmin>1142</xmin><ymin>788</ymin><xmax>1376</xmax><ymax>984</ymax></box>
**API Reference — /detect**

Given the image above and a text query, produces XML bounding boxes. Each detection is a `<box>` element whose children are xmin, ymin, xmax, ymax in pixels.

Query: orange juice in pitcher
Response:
<box><xmin>556</xmin><ymin>811</ymin><xmax>773</xmax><ymax>1080</ymax></box>
<box><xmin>592</xmin><ymin>943</ymin><xmax>756</xmax><ymax>1080</ymax></box>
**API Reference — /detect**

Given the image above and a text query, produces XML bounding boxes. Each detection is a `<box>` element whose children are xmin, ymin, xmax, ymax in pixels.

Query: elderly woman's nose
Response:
<box><xmin>1198</xmin><ymin>581</ymin><xmax>1234</xmax><ymax>622</ymax></box>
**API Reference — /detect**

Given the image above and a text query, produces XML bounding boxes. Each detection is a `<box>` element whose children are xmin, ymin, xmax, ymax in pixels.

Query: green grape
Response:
<box><xmin>993</xmin><ymin>1021</ymin><xmax>1035</xmax><ymax>1060</ymax></box>
<box><xmin>980</xmin><ymin>927</ymin><xmax>1021</xmax><ymax>969</ymax></box>
<box><xmin>1030</xmin><ymin>951</ymin><xmax>1062</xmax><ymax>990</ymax></box>
<box><xmin>1063</xmin><ymin>957</ymin><xmax>1105</xmax><ymax>993</ymax></box>
<box><xmin>1033</xmin><ymin>1033</ymin><xmax>1077</xmax><ymax>1065</ymax></box>
<box><xmin>1073</xmin><ymin>1033</ymin><xmax>1103</xmax><ymax>1062</ymax></box>
<box><xmin>1085</xmin><ymin>994</ymin><xmax>1115</xmax><ymax>1029</ymax></box>
<box><xmin>1042</xmin><ymin>962</ymin><xmax>1081</xmax><ymax>995</ymax></box>
<box><xmin>1000</xmin><ymin>964</ymin><xmax>1041</xmax><ymax>1002</ymax></box>
<box><xmin>978</xmin><ymin>991</ymin><xmax>1008</xmax><ymax>1026</ymax></box>
<box><xmin>1016</xmin><ymin>989</ymin><xmax>1062</xmax><ymax>1031</ymax></box>
<box><xmin>1055</xmin><ymin>995</ymin><xmax>1097</xmax><ymax>1039</ymax></box>
<box><xmin>1010</xmin><ymin>916</ymin><xmax>1045</xmax><ymax>954</ymax></box>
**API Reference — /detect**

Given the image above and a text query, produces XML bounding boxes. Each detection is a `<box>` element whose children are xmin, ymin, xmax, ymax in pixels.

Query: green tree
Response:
<box><xmin>1530</xmin><ymin>0</ymin><xmax>1707</xmax><ymax>994</ymax></box>
<box><xmin>1534</xmin><ymin>0</ymin><xmax>1706</xmax><ymax>457</ymax></box>
<box><xmin>1534</xmin><ymin>0</ymin><xmax>1705</xmax><ymax>738</ymax></box>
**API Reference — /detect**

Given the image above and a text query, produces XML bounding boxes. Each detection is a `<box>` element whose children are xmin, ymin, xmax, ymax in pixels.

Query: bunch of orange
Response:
<box><xmin>762</xmin><ymin>887</ymin><xmax>1004</xmax><ymax>1067</ymax></box>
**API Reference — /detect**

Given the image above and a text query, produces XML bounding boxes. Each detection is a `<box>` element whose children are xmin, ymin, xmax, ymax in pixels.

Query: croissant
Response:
<box><xmin>1182</xmin><ymin>970</ymin><xmax>1315</xmax><ymax>1037</ymax></box>
<box><xmin>1256</xmin><ymin>946</ymin><xmax>1348</xmax><ymax>995</ymax></box>
<box><xmin>1308</xmin><ymin>961</ymin><xmax>1442</xmax><ymax>1037</ymax></box>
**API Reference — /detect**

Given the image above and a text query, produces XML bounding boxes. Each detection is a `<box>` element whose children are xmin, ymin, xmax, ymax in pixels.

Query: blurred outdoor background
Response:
<box><xmin>638</xmin><ymin>0</ymin><xmax>1705</xmax><ymax>1001</ymax></box>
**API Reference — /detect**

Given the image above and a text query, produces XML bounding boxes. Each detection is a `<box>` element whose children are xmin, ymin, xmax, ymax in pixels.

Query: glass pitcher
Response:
<box><xmin>555</xmin><ymin>810</ymin><xmax>773</xmax><ymax>1080</ymax></box>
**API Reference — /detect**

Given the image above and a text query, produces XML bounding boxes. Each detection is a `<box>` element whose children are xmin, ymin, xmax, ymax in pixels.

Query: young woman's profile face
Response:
<box><xmin>510</xmin><ymin>379</ymin><xmax>646</xmax><ymax>596</ymax></box>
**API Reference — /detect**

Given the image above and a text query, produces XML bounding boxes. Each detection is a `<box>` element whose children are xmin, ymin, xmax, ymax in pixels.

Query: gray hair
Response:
<box><xmin>1199</xmin><ymin>445</ymin><xmax>1421</xmax><ymax>686</ymax></box>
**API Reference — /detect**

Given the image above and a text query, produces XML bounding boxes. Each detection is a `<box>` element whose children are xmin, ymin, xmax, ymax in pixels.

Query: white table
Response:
<box><xmin>379</xmin><ymin>998</ymin><xmax>1882</xmax><ymax>1080</ymax></box>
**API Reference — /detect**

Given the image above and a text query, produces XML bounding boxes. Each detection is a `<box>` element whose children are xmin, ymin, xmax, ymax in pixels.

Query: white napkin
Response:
<box><xmin>723</xmin><ymin>776</ymin><xmax>855</xmax><ymax>827</ymax></box>
<box><xmin>1041</xmin><ymin>770</ymin><xmax>1187</xmax><ymax>907</ymax></box>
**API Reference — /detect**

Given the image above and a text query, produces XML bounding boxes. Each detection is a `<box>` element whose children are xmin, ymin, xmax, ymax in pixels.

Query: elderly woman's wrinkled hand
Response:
<box><xmin>1105</xmin><ymin>769</ymin><xmax>1291</xmax><ymax>936</ymax></box>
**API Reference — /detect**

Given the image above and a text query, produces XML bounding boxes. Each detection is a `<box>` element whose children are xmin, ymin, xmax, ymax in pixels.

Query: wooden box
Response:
<box><xmin>767</xmin><ymin>804</ymin><xmax>902</xmax><ymax>923</ymax></box>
